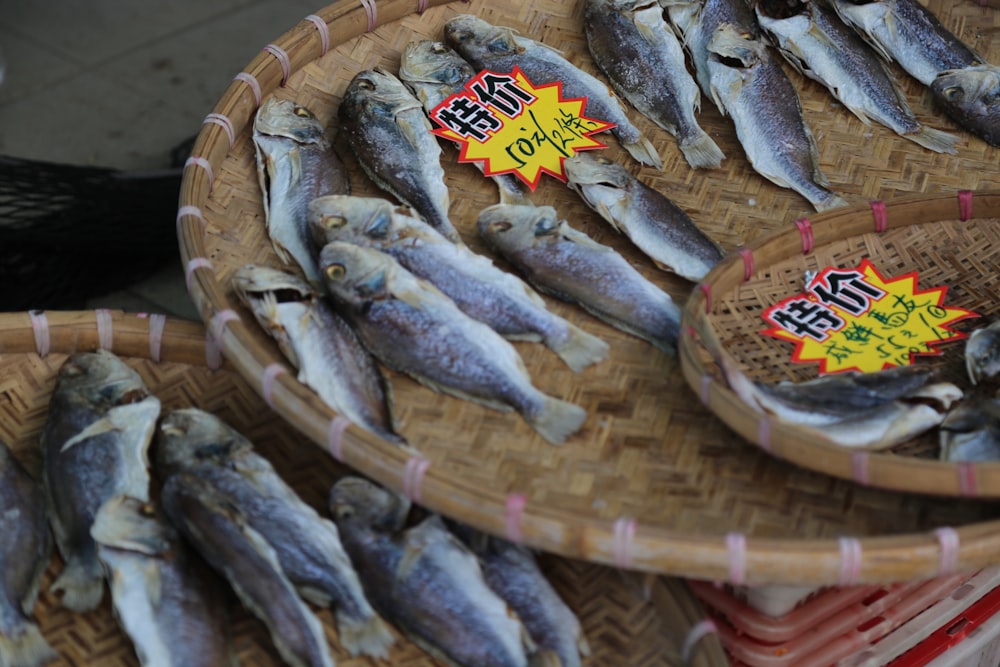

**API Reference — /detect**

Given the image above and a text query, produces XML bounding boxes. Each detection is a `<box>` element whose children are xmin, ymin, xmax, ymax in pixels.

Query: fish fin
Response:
<box><xmin>528</xmin><ymin>650</ymin><xmax>563</xmax><ymax>667</ymax></box>
<box><xmin>678</xmin><ymin>131</ymin><xmax>725</xmax><ymax>170</ymax></box>
<box><xmin>903</xmin><ymin>125</ymin><xmax>960</xmax><ymax>155</ymax></box>
<box><xmin>51</xmin><ymin>556</ymin><xmax>104</xmax><ymax>612</ymax></box>
<box><xmin>578</xmin><ymin>633</ymin><xmax>593</xmax><ymax>657</ymax></box>
<box><xmin>547</xmin><ymin>324</ymin><xmax>609</xmax><ymax>372</ymax></box>
<box><xmin>397</xmin><ymin>109</ymin><xmax>437</xmax><ymax>153</ymax></box>
<box><xmin>336</xmin><ymin>610</ymin><xmax>396</xmax><ymax>660</ymax></box>
<box><xmin>621</xmin><ymin>136</ymin><xmax>663</xmax><ymax>169</ymax></box>
<box><xmin>0</xmin><ymin>622</ymin><xmax>59</xmax><ymax>667</ymax></box>
<box><xmin>528</xmin><ymin>397</ymin><xmax>587</xmax><ymax>445</ymax></box>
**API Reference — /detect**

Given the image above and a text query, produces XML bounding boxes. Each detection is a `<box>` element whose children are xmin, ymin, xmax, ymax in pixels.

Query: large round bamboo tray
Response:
<box><xmin>681</xmin><ymin>192</ymin><xmax>1000</xmax><ymax>500</ymax></box>
<box><xmin>176</xmin><ymin>0</ymin><xmax>1000</xmax><ymax>584</ymax></box>
<box><xmin>0</xmin><ymin>309</ymin><xmax>727</xmax><ymax>667</ymax></box>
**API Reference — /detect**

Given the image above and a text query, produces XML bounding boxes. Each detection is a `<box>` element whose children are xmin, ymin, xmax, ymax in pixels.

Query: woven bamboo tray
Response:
<box><xmin>681</xmin><ymin>192</ymin><xmax>1000</xmax><ymax>500</ymax></box>
<box><xmin>176</xmin><ymin>0</ymin><xmax>1000</xmax><ymax>584</ymax></box>
<box><xmin>0</xmin><ymin>309</ymin><xmax>727</xmax><ymax>667</ymax></box>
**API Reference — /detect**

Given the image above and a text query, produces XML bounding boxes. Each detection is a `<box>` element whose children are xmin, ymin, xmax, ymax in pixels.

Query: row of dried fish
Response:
<box><xmin>249</xmin><ymin>37</ymin><xmax>723</xmax><ymax>444</ymax></box>
<box><xmin>582</xmin><ymin>0</ymin><xmax>997</xmax><ymax>212</ymax></box>
<box><xmin>1</xmin><ymin>350</ymin><xmax>587</xmax><ymax>667</ymax></box>
<box><xmin>712</xmin><ymin>317</ymin><xmax>1000</xmax><ymax>460</ymax></box>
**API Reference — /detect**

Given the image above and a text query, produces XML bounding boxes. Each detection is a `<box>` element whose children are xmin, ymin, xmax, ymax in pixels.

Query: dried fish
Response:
<box><xmin>92</xmin><ymin>496</ymin><xmax>232</xmax><ymax>667</ymax></box>
<box><xmin>254</xmin><ymin>98</ymin><xmax>351</xmax><ymax>286</ymax></box>
<box><xmin>308</xmin><ymin>195</ymin><xmax>608</xmax><ymax>372</ymax></box>
<box><xmin>232</xmin><ymin>264</ymin><xmax>404</xmax><ymax>444</ymax></box>
<box><xmin>0</xmin><ymin>441</ymin><xmax>57</xmax><ymax>667</ymax></box>
<box><xmin>478</xmin><ymin>203</ymin><xmax>682</xmax><ymax>354</ymax></box>
<box><xmin>966</xmin><ymin>319</ymin><xmax>1000</xmax><ymax>385</ymax></box>
<box><xmin>319</xmin><ymin>241</ymin><xmax>588</xmax><ymax>444</ymax></box>
<box><xmin>41</xmin><ymin>350</ymin><xmax>159</xmax><ymax>611</ymax></box>
<box><xmin>940</xmin><ymin>393</ymin><xmax>1000</xmax><ymax>462</ymax></box>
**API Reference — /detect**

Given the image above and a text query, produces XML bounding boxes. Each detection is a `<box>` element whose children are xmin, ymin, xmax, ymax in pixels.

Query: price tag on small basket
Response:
<box><xmin>429</xmin><ymin>66</ymin><xmax>614</xmax><ymax>190</ymax></box>
<box><xmin>761</xmin><ymin>259</ymin><xmax>977</xmax><ymax>374</ymax></box>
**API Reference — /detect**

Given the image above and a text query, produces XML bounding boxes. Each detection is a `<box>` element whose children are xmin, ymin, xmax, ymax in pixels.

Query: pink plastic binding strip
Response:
<box><xmin>203</xmin><ymin>113</ymin><xmax>235</xmax><ymax>149</ymax></box>
<box><xmin>29</xmin><ymin>310</ymin><xmax>50</xmax><ymax>357</ymax></box>
<box><xmin>211</xmin><ymin>310</ymin><xmax>240</xmax><ymax>351</ymax></box>
<box><xmin>851</xmin><ymin>450</ymin><xmax>870</xmax><ymax>486</ymax></box>
<box><xmin>148</xmin><ymin>313</ymin><xmax>166</xmax><ymax>363</ymax></box>
<box><xmin>871</xmin><ymin>200</ymin><xmax>887</xmax><ymax>233</ymax></box>
<box><xmin>185</xmin><ymin>257</ymin><xmax>214</xmax><ymax>292</ymax></box>
<box><xmin>505</xmin><ymin>494</ymin><xmax>527</xmax><ymax>543</ymax></box>
<box><xmin>794</xmin><ymin>217</ymin><xmax>814</xmax><ymax>254</ymax></box>
<box><xmin>738</xmin><ymin>247</ymin><xmax>754</xmax><ymax>281</ymax></box>
<box><xmin>699</xmin><ymin>374</ymin><xmax>712</xmax><ymax>406</ymax></box>
<box><xmin>360</xmin><ymin>0</ymin><xmax>378</xmax><ymax>31</ymax></box>
<box><xmin>726</xmin><ymin>532</ymin><xmax>747</xmax><ymax>585</ymax></box>
<box><xmin>934</xmin><ymin>527</ymin><xmax>960</xmax><ymax>576</ymax></box>
<box><xmin>757</xmin><ymin>417</ymin><xmax>773</xmax><ymax>453</ymax></box>
<box><xmin>403</xmin><ymin>457</ymin><xmax>431</xmax><ymax>503</ymax></box>
<box><xmin>838</xmin><ymin>537</ymin><xmax>863</xmax><ymax>586</ymax></box>
<box><xmin>176</xmin><ymin>205</ymin><xmax>205</xmax><ymax>237</ymax></box>
<box><xmin>699</xmin><ymin>283</ymin><xmax>712</xmax><ymax>313</ymax></box>
<box><xmin>305</xmin><ymin>15</ymin><xmax>330</xmax><ymax>55</ymax></box>
<box><xmin>958</xmin><ymin>462</ymin><xmax>978</xmax><ymax>497</ymax></box>
<box><xmin>417</xmin><ymin>0</ymin><xmax>429</xmax><ymax>11</ymax></box>
<box><xmin>234</xmin><ymin>72</ymin><xmax>263</xmax><ymax>106</ymax></box>
<box><xmin>96</xmin><ymin>309</ymin><xmax>113</xmax><ymax>351</ymax></box>
<box><xmin>613</xmin><ymin>518</ymin><xmax>636</xmax><ymax>569</ymax></box>
<box><xmin>959</xmin><ymin>190</ymin><xmax>974</xmax><ymax>221</ymax></box>
<box><xmin>261</xmin><ymin>363</ymin><xmax>286</xmax><ymax>409</ymax></box>
<box><xmin>263</xmin><ymin>44</ymin><xmax>291</xmax><ymax>86</ymax></box>
<box><xmin>327</xmin><ymin>416</ymin><xmax>351</xmax><ymax>461</ymax></box>
<box><xmin>184</xmin><ymin>157</ymin><xmax>213</xmax><ymax>189</ymax></box>
<box><xmin>682</xmin><ymin>619</ymin><xmax>719</xmax><ymax>664</ymax></box>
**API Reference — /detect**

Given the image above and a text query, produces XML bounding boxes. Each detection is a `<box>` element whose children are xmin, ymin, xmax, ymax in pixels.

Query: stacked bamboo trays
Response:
<box><xmin>176</xmin><ymin>0</ymin><xmax>1000</xmax><ymax>584</ymax></box>
<box><xmin>0</xmin><ymin>310</ymin><xmax>728</xmax><ymax>667</ymax></box>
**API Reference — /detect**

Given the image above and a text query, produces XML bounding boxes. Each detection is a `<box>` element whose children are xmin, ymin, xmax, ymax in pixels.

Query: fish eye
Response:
<box><xmin>140</xmin><ymin>503</ymin><xmax>156</xmax><ymax>516</ymax></box>
<box><xmin>943</xmin><ymin>87</ymin><xmax>964</xmax><ymax>102</ymax></box>
<box><xmin>488</xmin><ymin>220</ymin><xmax>513</xmax><ymax>233</ymax></box>
<box><xmin>333</xmin><ymin>504</ymin><xmax>355</xmax><ymax>519</ymax></box>
<box><xmin>325</xmin><ymin>263</ymin><xmax>348</xmax><ymax>280</ymax></box>
<box><xmin>323</xmin><ymin>215</ymin><xmax>347</xmax><ymax>229</ymax></box>
<box><xmin>293</xmin><ymin>106</ymin><xmax>313</xmax><ymax>118</ymax></box>
<box><xmin>432</xmin><ymin>43</ymin><xmax>449</xmax><ymax>54</ymax></box>
<box><xmin>357</xmin><ymin>78</ymin><xmax>375</xmax><ymax>91</ymax></box>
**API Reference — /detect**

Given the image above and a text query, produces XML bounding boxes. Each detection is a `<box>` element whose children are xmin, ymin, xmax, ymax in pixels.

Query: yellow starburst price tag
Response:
<box><xmin>762</xmin><ymin>259</ymin><xmax>978</xmax><ymax>374</ymax></box>
<box><xmin>428</xmin><ymin>66</ymin><xmax>615</xmax><ymax>190</ymax></box>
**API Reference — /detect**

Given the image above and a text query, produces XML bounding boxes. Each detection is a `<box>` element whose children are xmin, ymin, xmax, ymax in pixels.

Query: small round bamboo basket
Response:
<box><xmin>681</xmin><ymin>192</ymin><xmax>1000</xmax><ymax>500</ymax></box>
<box><xmin>176</xmin><ymin>0</ymin><xmax>1000</xmax><ymax>584</ymax></box>
<box><xmin>0</xmin><ymin>309</ymin><xmax>726</xmax><ymax>667</ymax></box>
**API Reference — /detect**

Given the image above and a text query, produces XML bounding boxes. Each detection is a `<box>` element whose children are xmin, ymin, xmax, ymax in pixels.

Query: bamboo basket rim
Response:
<box><xmin>681</xmin><ymin>191</ymin><xmax>1000</xmax><ymax>498</ymax></box>
<box><xmin>0</xmin><ymin>308</ymin><xmax>729</xmax><ymax>667</ymax></box>
<box><xmin>175</xmin><ymin>0</ymin><xmax>1000</xmax><ymax>586</ymax></box>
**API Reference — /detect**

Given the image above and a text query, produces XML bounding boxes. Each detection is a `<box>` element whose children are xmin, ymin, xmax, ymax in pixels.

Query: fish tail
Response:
<box><xmin>621</xmin><ymin>136</ymin><xmax>663</xmax><ymax>169</ymax></box>
<box><xmin>528</xmin><ymin>397</ymin><xmax>587</xmax><ymax>445</ymax></box>
<box><xmin>679</xmin><ymin>131</ymin><xmax>725</xmax><ymax>169</ymax></box>
<box><xmin>548</xmin><ymin>325</ymin><xmax>609</xmax><ymax>372</ymax></box>
<box><xmin>0</xmin><ymin>623</ymin><xmax>59</xmax><ymax>667</ymax></box>
<box><xmin>336</xmin><ymin>610</ymin><xmax>396</xmax><ymax>659</ymax></box>
<box><xmin>50</xmin><ymin>556</ymin><xmax>104</xmax><ymax>612</ymax></box>
<box><xmin>812</xmin><ymin>191</ymin><xmax>848</xmax><ymax>212</ymax></box>
<box><xmin>904</xmin><ymin>125</ymin><xmax>960</xmax><ymax>155</ymax></box>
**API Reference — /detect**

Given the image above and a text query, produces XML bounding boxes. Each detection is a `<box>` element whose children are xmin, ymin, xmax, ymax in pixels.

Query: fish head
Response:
<box><xmin>477</xmin><ymin>204</ymin><xmax>561</xmax><ymax>252</ymax></box>
<box><xmin>231</xmin><ymin>264</ymin><xmax>313</xmax><ymax>305</ymax></box>
<box><xmin>253</xmin><ymin>98</ymin><xmax>327</xmax><ymax>145</ymax></box>
<box><xmin>341</xmin><ymin>69</ymin><xmax>420</xmax><ymax>120</ymax></box>
<box><xmin>932</xmin><ymin>66</ymin><xmax>1000</xmax><ymax>147</ymax></box>
<box><xmin>319</xmin><ymin>242</ymin><xmax>394</xmax><ymax>305</ymax></box>
<box><xmin>399</xmin><ymin>40</ymin><xmax>476</xmax><ymax>88</ymax></box>
<box><xmin>92</xmin><ymin>495</ymin><xmax>175</xmax><ymax>556</ymax></box>
<box><xmin>307</xmin><ymin>195</ymin><xmax>402</xmax><ymax>246</ymax></box>
<box><xmin>965</xmin><ymin>323</ymin><xmax>1000</xmax><ymax>385</ymax></box>
<box><xmin>563</xmin><ymin>153</ymin><xmax>632</xmax><ymax>207</ymax></box>
<box><xmin>328</xmin><ymin>476</ymin><xmax>411</xmax><ymax>532</ymax></box>
<box><xmin>56</xmin><ymin>350</ymin><xmax>151</xmax><ymax>410</ymax></box>
<box><xmin>444</xmin><ymin>14</ymin><xmax>521</xmax><ymax>63</ymax></box>
<box><xmin>155</xmin><ymin>408</ymin><xmax>253</xmax><ymax>475</ymax></box>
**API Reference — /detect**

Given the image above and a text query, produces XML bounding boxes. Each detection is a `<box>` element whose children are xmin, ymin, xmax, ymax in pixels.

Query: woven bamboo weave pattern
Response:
<box><xmin>178</xmin><ymin>0</ymin><xmax>1000</xmax><ymax>583</ymax></box>
<box><xmin>0</xmin><ymin>311</ymin><xmax>723</xmax><ymax>667</ymax></box>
